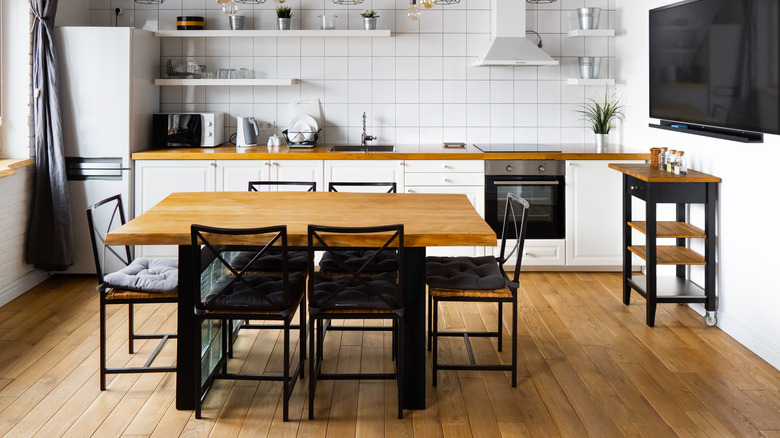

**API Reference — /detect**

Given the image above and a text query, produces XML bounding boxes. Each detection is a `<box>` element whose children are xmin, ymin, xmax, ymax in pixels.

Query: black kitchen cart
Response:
<box><xmin>608</xmin><ymin>163</ymin><xmax>721</xmax><ymax>327</ymax></box>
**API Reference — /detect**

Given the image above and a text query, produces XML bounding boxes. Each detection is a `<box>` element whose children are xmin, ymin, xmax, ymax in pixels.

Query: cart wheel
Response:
<box><xmin>704</xmin><ymin>312</ymin><xmax>717</xmax><ymax>327</ymax></box>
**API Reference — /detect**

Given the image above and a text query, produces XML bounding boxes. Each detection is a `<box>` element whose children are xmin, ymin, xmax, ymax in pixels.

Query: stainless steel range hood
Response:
<box><xmin>472</xmin><ymin>0</ymin><xmax>558</xmax><ymax>67</ymax></box>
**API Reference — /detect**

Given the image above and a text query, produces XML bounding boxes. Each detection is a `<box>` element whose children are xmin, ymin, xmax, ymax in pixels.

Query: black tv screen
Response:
<box><xmin>649</xmin><ymin>0</ymin><xmax>780</xmax><ymax>137</ymax></box>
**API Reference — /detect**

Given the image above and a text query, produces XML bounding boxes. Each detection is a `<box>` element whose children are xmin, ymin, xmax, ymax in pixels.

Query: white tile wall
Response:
<box><xmin>91</xmin><ymin>0</ymin><xmax>617</xmax><ymax>145</ymax></box>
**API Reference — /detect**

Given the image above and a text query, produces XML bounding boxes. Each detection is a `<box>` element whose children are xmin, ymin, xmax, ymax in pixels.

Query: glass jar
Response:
<box><xmin>666</xmin><ymin>149</ymin><xmax>677</xmax><ymax>172</ymax></box>
<box><xmin>676</xmin><ymin>151</ymin><xmax>687</xmax><ymax>175</ymax></box>
<box><xmin>658</xmin><ymin>147</ymin><xmax>667</xmax><ymax>171</ymax></box>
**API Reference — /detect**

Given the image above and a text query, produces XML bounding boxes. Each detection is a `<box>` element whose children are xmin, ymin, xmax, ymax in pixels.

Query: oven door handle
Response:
<box><xmin>492</xmin><ymin>180</ymin><xmax>560</xmax><ymax>186</ymax></box>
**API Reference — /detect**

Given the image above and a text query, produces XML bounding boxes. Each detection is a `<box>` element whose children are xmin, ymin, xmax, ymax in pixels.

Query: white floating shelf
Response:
<box><xmin>567</xmin><ymin>29</ymin><xmax>616</xmax><ymax>37</ymax></box>
<box><xmin>567</xmin><ymin>78</ymin><xmax>616</xmax><ymax>85</ymax></box>
<box><xmin>155</xmin><ymin>78</ymin><xmax>295</xmax><ymax>86</ymax></box>
<box><xmin>154</xmin><ymin>29</ymin><xmax>391</xmax><ymax>38</ymax></box>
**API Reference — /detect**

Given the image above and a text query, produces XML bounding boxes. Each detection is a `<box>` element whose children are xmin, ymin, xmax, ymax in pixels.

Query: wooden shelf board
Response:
<box><xmin>628</xmin><ymin>221</ymin><xmax>705</xmax><ymax>238</ymax></box>
<box><xmin>628</xmin><ymin>245</ymin><xmax>706</xmax><ymax>265</ymax></box>
<box><xmin>567</xmin><ymin>29</ymin><xmax>616</xmax><ymax>37</ymax></box>
<box><xmin>154</xmin><ymin>29</ymin><xmax>392</xmax><ymax>38</ymax></box>
<box><xmin>567</xmin><ymin>78</ymin><xmax>616</xmax><ymax>86</ymax></box>
<box><xmin>608</xmin><ymin>163</ymin><xmax>722</xmax><ymax>183</ymax></box>
<box><xmin>155</xmin><ymin>78</ymin><xmax>294</xmax><ymax>86</ymax></box>
<box><xmin>629</xmin><ymin>276</ymin><xmax>707</xmax><ymax>301</ymax></box>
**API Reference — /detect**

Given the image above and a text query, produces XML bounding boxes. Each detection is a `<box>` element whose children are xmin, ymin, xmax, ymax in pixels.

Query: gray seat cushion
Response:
<box><xmin>310</xmin><ymin>272</ymin><xmax>399</xmax><ymax>311</ymax></box>
<box><xmin>425</xmin><ymin>256</ymin><xmax>505</xmax><ymax>290</ymax></box>
<box><xmin>205</xmin><ymin>272</ymin><xmax>306</xmax><ymax>311</ymax></box>
<box><xmin>103</xmin><ymin>258</ymin><xmax>178</xmax><ymax>292</ymax></box>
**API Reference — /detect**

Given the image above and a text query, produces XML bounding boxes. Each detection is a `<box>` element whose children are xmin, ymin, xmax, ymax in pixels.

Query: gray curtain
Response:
<box><xmin>26</xmin><ymin>0</ymin><xmax>73</xmax><ymax>270</ymax></box>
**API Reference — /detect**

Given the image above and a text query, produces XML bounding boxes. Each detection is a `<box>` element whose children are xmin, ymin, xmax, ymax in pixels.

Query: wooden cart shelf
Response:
<box><xmin>628</xmin><ymin>245</ymin><xmax>706</xmax><ymax>265</ymax></box>
<box><xmin>610</xmin><ymin>163</ymin><xmax>719</xmax><ymax>327</ymax></box>
<box><xmin>628</xmin><ymin>221</ymin><xmax>705</xmax><ymax>238</ymax></box>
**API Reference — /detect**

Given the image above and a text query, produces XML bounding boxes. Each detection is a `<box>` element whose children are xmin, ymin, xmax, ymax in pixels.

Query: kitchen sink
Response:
<box><xmin>329</xmin><ymin>145</ymin><xmax>395</xmax><ymax>152</ymax></box>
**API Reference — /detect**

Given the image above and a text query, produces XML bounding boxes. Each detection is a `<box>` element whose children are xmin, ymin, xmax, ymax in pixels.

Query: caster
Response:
<box><xmin>704</xmin><ymin>311</ymin><xmax>717</xmax><ymax>327</ymax></box>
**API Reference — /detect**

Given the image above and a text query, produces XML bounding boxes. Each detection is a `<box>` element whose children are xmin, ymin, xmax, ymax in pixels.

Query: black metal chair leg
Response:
<box><xmin>512</xmin><ymin>298</ymin><xmax>517</xmax><ymax>387</ymax></box>
<box><xmin>427</xmin><ymin>292</ymin><xmax>432</xmax><ymax>351</ymax></box>
<box><xmin>100</xmin><ymin>296</ymin><xmax>107</xmax><ymax>391</ymax></box>
<box><xmin>432</xmin><ymin>296</ymin><xmax>439</xmax><ymax>387</ymax></box>
<box><xmin>497</xmin><ymin>301</ymin><xmax>503</xmax><ymax>352</ymax></box>
<box><xmin>128</xmin><ymin>303</ymin><xmax>135</xmax><ymax>354</ymax></box>
<box><xmin>283</xmin><ymin>324</ymin><xmax>290</xmax><ymax>422</ymax></box>
<box><xmin>397</xmin><ymin>317</ymin><xmax>404</xmax><ymax>419</ymax></box>
<box><xmin>308</xmin><ymin>316</ymin><xmax>317</xmax><ymax>420</ymax></box>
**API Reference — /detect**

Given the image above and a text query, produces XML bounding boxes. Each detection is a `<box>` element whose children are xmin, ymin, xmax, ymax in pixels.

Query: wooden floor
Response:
<box><xmin>1</xmin><ymin>273</ymin><xmax>780</xmax><ymax>437</ymax></box>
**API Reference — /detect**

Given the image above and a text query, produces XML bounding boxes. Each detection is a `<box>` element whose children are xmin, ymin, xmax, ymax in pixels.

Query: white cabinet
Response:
<box><xmin>217</xmin><ymin>160</ymin><xmax>323</xmax><ymax>191</ymax></box>
<box><xmin>404</xmin><ymin>160</ymin><xmax>484</xmax><ymax>257</ymax></box>
<box><xmin>324</xmin><ymin>160</ymin><xmax>405</xmax><ymax>192</ymax></box>
<box><xmin>565</xmin><ymin>160</ymin><xmax>642</xmax><ymax>267</ymax></box>
<box><xmin>134</xmin><ymin>159</ymin><xmax>216</xmax><ymax>257</ymax></box>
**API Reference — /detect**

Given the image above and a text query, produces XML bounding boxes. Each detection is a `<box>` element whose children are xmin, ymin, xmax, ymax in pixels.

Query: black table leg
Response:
<box><xmin>176</xmin><ymin>244</ymin><xmax>197</xmax><ymax>410</ymax></box>
<box><xmin>403</xmin><ymin>247</ymin><xmax>426</xmax><ymax>410</ymax></box>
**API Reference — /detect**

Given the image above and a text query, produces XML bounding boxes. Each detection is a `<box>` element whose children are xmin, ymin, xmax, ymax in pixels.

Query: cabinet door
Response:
<box><xmin>324</xmin><ymin>160</ymin><xmax>405</xmax><ymax>192</ymax></box>
<box><xmin>565</xmin><ymin>160</ymin><xmax>642</xmax><ymax>267</ymax></box>
<box><xmin>217</xmin><ymin>160</ymin><xmax>271</xmax><ymax>191</ymax></box>
<box><xmin>134</xmin><ymin>160</ymin><xmax>216</xmax><ymax>257</ymax></box>
<box><xmin>271</xmin><ymin>160</ymin><xmax>324</xmax><ymax>191</ymax></box>
<box><xmin>405</xmin><ymin>185</ymin><xmax>485</xmax><ymax>257</ymax></box>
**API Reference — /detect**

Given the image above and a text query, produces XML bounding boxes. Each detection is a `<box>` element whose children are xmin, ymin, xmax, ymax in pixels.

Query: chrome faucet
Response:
<box><xmin>361</xmin><ymin>112</ymin><xmax>376</xmax><ymax>146</ymax></box>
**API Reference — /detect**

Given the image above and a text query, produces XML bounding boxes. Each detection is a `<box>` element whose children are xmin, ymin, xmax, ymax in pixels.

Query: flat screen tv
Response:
<box><xmin>649</xmin><ymin>0</ymin><xmax>779</xmax><ymax>142</ymax></box>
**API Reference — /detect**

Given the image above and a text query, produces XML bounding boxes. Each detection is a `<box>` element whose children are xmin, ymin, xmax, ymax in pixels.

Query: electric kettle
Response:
<box><xmin>236</xmin><ymin>115</ymin><xmax>259</xmax><ymax>147</ymax></box>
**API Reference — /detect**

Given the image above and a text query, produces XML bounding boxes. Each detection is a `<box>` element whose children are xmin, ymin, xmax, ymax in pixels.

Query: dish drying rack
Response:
<box><xmin>283</xmin><ymin>129</ymin><xmax>321</xmax><ymax>147</ymax></box>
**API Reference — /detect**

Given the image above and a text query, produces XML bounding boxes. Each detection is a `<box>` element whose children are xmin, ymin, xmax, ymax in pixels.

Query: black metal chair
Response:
<box><xmin>248</xmin><ymin>180</ymin><xmax>316</xmax><ymax>192</ymax></box>
<box><xmin>86</xmin><ymin>194</ymin><xmax>178</xmax><ymax>391</ymax></box>
<box><xmin>327</xmin><ymin>181</ymin><xmax>396</xmax><ymax>193</ymax></box>
<box><xmin>425</xmin><ymin>193</ymin><xmax>529</xmax><ymax>387</ymax></box>
<box><xmin>191</xmin><ymin>224</ymin><xmax>306</xmax><ymax>421</ymax></box>
<box><xmin>307</xmin><ymin>224</ymin><xmax>405</xmax><ymax>419</ymax></box>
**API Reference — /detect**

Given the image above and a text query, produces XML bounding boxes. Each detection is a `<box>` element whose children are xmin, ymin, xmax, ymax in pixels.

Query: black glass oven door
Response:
<box><xmin>485</xmin><ymin>176</ymin><xmax>565</xmax><ymax>239</ymax></box>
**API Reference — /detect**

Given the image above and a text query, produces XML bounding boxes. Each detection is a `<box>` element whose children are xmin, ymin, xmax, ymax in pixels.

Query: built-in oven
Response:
<box><xmin>484</xmin><ymin>160</ymin><xmax>565</xmax><ymax>240</ymax></box>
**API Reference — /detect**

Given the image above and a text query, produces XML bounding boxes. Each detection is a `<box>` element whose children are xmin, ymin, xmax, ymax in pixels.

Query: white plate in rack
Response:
<box><xmin>288</xmin><ymin>113</ymin><xmax>318</xmax><ymax>134</ymax></box>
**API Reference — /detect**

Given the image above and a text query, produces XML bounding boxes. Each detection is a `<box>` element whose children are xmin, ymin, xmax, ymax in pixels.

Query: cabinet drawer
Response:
<box><xmin>404</xmin><ymin>160</ymin><xmax>483</xmax><ymax>173</ymax></box>
<box><xmin>487</xmin><ymin>239</ymin><xmax>565</xmax><ymax>267</ymax></box>
<box><xmin>405</xmin><ymin>172</ymin><xmax>484</xmax><ymax>186</ymax></box>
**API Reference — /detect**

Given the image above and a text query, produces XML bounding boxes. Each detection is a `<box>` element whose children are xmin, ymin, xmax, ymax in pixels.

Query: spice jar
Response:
<box><xmin>658</xmin><ymin>147</ymin><xmax>667</xmax><ymax>171</ymax></box>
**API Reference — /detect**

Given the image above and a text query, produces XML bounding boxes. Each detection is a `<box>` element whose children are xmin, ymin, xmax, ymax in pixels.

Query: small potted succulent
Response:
<box><xmin>276</xmin><ymin>5</ymin><xmax>293</xmax><ymax>30</ymax></box>
<box><xmin>576</xmin><ymin>91</ymin><xmax>625</xmax><ymax>149</ymax></box>
<box><xmin>360</xmin><ymin>10</ymin><xmax>379</xmax><ymax>30</ymax></box>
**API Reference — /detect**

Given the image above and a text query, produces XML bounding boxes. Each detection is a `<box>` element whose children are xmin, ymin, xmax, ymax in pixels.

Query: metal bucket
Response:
<box><xmin>578</xmin><ymin>57</ymin><xmax>601</xmax><ymax>79</ymax></box>
<box><xmin>577</xmin><ymin>7</ymin><xmax>601</xmax><ymax>30</ymax></box>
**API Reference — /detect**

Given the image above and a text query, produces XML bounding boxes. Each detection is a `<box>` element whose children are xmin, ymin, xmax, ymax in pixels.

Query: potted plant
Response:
<box><xmin>360</xmin><ymin>10</ymin><xmax>379</xmax><ymax>30</ymax></box>
<box><xmin>276</xmin><ymin>5</ymin><xmax>293</xmax><ymax>30</ymax></box>
<box><xmin>577</xmin><ymin>91</ymin><xmax>625</xmax><ymax>149</ymax></box>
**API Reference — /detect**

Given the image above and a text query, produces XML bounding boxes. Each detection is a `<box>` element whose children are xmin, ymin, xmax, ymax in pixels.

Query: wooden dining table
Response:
<box><xmin>106</xmin><ymin>191</ymin><xmax>496</xmax><ymax>411</ymax></box>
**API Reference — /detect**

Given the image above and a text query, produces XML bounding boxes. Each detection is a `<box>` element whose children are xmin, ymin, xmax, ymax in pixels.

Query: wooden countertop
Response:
<box><xmin>608</xmin><ymin>163</ymin><xmax>721</xmax><ymax>183</ymax></box>
<box><xmin>0</xmin><ymin>158</ymin><xmax>34</xmax><ymax>178</ymax></box>
<box><xmin>132</xmin><ymin>143</ymin><xmax>650</xmax><ymax>161</ymax></box>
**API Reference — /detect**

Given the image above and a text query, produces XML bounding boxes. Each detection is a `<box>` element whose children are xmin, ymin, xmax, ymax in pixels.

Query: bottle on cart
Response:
<box><xmin>676</xmin><ymin>151</ymin><xmax>687</xmax><ymax>175</ymax></box>
<box><xmin>658</xmin><ymin>147</ymin><xmax>667</xmax><ymax>171</ymax></box>
<box><xmin>666</xmin><ymin>149</ymin><xmax>677</xmax><ymax>172</ymax></box>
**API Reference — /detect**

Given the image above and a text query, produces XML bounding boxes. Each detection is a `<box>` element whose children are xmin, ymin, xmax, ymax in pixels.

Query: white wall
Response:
<box><xmin>1</xmin><ymin>0</ymin><xmax>32</xmax><ymax>159</ymax></box>
<box><xmin>618</xmin><ymin>1</ymin><xmax>780</xmax><ymax>370</ymax></box>
<box><xmin>89</xmin><ymin>0</ymin><xmax>619</xmax><ymax>145</ymax></box>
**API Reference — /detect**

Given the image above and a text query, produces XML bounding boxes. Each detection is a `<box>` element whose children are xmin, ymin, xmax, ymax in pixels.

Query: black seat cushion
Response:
<box><xmin>230</xmin><ymin>249</ymin><xmax>309</xmax><ymax>273</ymax></box>
<box><xmin>205</xmin><ymin>272</ymin><xmax>305</xmax><ymax>311</ymax></box>
<box><xmin>319</xmin><ymin>249</ymin><xmax>399</xmax><ymax>273</ymax></box>
<box><xmin>103</xmin><ymin>258</ymin><xmax>178</xmax><ymax>292</ymax></box>
<box><xmin>425</xmin><ymin>256</ymin><xmax>505</xmax><ymax>290</ymax></box>
<box><xmin>310</xmin><ymin>272</ymin><xmax>399</xmax><ymax>311</ymax></box>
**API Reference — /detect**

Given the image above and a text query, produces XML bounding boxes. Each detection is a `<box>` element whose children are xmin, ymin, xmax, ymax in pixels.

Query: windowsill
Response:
<box><xmin>0</xmin><ymin>158</ymin><xmax>34</xmax><ymax>178</ymax></box>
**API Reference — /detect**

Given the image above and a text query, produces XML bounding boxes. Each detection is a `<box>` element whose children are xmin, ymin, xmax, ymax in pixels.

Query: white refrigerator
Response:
<box><xmin>56</xmin><ymin>27</ymin><xmax>160</xmax><ymax>273</ymax></box>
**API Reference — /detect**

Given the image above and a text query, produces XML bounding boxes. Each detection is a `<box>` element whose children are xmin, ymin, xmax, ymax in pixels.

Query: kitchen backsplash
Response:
<box><xmin>90</xmin><ymin>0</ymin><xmax>616</xmax><ymax>145</ymax></box>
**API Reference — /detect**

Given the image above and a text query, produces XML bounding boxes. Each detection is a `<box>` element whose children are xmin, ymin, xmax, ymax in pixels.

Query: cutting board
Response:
<box><xmin>288</xmin><ymin>98</ymin><xmax>322</xmax><ymax>131</ymax></box>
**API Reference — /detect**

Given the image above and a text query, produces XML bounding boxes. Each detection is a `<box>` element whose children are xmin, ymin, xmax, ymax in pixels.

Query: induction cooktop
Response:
<box><xmin>474</xmin><ymin>143</ymin><xmax>562</xmax><ymax>153</ymax></box>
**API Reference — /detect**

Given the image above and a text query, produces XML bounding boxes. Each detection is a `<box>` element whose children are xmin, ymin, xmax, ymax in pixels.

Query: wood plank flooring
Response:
<box><xmin>1</xmin><ymin>273</ymin><xmax>779</xmax><ymax>437</ymax></box>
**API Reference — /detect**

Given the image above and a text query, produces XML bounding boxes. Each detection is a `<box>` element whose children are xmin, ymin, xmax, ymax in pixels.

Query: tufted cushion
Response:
<box><xmin>205</xmin><ymin>272</ymin><xmax>305</xmax><ymax>311</ymax></box>
<box><xmin>104</xmin><ymin>258</ymin><xmax>178</xmax><ymax>293</ymax></box>
<box><xmin>319</xmin><ymin>249</ymin><xmax>399</xmax><ymax>273</ymax></box>
<box><xmin>230</xmin><ymin>249</ymin><xmax>309</xmax><ymax>273</ymax></box>
<box><xmin>425</xmin><ymin>256</ymin><xmax>505</xmax><ymax>290</ymax></box>
<box><xmin>310</xmin><ymin>272</ymin><xmax>399</xmax><ymax>311</ymax></box>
